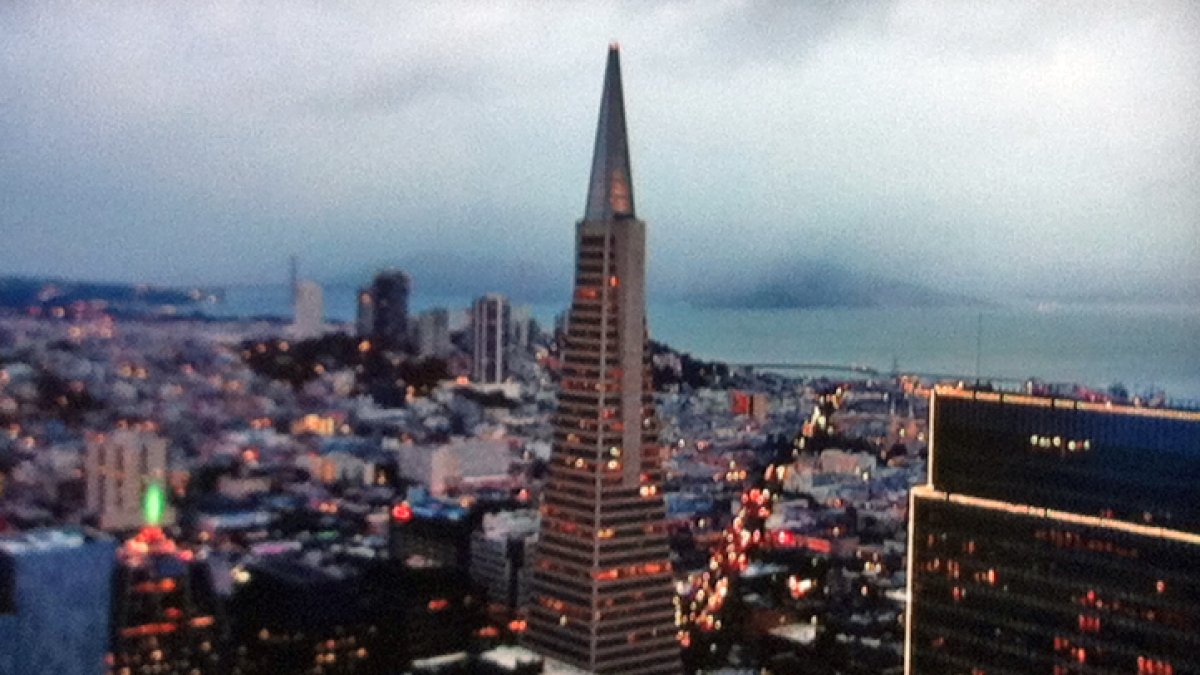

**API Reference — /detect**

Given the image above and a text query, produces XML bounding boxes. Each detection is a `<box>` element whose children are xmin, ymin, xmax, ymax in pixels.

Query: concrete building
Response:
<box><xmin>414</xmin><ymin>308</ymin><xmax>451</xmax><ymax>358</ymax></box>
<box><xmin>0</xmin><ymin>528</ymin><xmax>116</xmax><ymax>675</ymax></box>
<box><xmin>472</xmin><ymin>294</ymin><xmax>511</xmax><ymax>384</ymax></box>
<box><xmin>85</xmin><ymin>429</ymin><xmax>174</xmax><ymax>531</ymax></box>
<box><xmin>396</xmin><ymin>437</ymin><xmax>513</xmax><ymax>497</ymax></box>
<box><xmin>730</xmin><ymin>390</ymin><xmax>769</xmax><ymax>422</ymax></box>
<box><xmin>526</xmin><ymin>46</ymin><xmax>679</xmax><ymax>675</ymax></box>
<box><xmin>291</xmin><ymin>279</ymin><xmax>324</xmax><ymax>339</ymax></box>
<box><xmin>510</xmin><ymin>305</ymin><xmax>532</xmax><ymax>352</ymax></box>
<box><xmin>905</xmin><ymin>387</ymin><xmax>1200</xmax><ymax>674</ymax></box>
<box><xmin>470</xmin><ymin>510</ymin><xmax>539</xmax><ymax>611</ymax></box>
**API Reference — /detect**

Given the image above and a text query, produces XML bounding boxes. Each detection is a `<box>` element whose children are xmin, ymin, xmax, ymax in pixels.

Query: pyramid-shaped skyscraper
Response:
<box><xmin>525</xmin><ymin>45</ymin><xmax>680</xmax><ymax>675</ymax></box>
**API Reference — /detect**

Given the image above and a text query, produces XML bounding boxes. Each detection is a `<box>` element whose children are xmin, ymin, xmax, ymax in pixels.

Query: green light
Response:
<box><xmin>143</xmin><ymin>482</ymin><xmax>166</xmax><ymax>526</ymax></box>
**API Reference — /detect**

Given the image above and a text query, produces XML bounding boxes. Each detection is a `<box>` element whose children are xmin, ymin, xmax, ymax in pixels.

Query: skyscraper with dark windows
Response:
<box><xmin>369</xmin><ymin>269</ymin><xmax>410</xmax><ymax>349</ymax></box>
<box><xmin>109</xmin><ymin>527</ymin><xmax>222</xmax><ymax>675</ymax></box>
<box><xmin>905</xmin><ymin>387</ymin><xmax>1200</xmax><ymax>674</ymax></box>
<box><xmin>525</xmin><ymin>45</ymin><xmax>679</xmax><ymax>675</ymax></box>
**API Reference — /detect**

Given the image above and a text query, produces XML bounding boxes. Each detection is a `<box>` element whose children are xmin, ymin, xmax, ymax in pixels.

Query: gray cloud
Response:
<box><xmin>302</xmin><ymin>62</ymin><xmax>487</xmax><ymax>116</ymax></box>
<box><xmin>1</xmin><ymin>1</ymin><xmax>1197</xmax><ymax>301</ymax></box>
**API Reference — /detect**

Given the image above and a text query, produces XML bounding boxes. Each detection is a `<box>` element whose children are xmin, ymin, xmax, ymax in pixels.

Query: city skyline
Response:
<box><xmin>2</xmin><ymin>17</ymin><xmax>1197</xmax><ymax>674</ymax></box>
<box><xmin>2</xmin><ymin>2</ymin><xmax>1198</xmax><ymax>302</ymax></box>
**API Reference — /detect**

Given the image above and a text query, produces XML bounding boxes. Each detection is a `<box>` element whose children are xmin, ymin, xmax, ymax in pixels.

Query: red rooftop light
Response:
<box><xmin>392</xmin><ymin>501</ymin><xmax>413</xmax><ymax>523</ymax></box>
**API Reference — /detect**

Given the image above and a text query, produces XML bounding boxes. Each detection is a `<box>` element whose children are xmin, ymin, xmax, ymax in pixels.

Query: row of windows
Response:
<box><xmin>913</xmin><ymin>499</ymin><xmax>1200</xmax><ymax>672</ymax></box>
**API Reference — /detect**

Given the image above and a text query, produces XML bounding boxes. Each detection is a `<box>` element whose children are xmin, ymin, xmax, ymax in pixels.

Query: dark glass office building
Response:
<box><xmin>109</xmin><ymin>527</ymin><xmax>222</xmax><ymax>675</ymax></box>
<box><xmin>368</xmin><ymin>270</ymin><xmax>410</xmax><ymax>349</ymax></box>
<box><xmin>906</xmin><ymin>388</ymin><xmax>1200</xmax><ymax>674</ymax></box>
<box><xmin>0</xmin><ymin>529</ymin><xmax>116</xmax><ymax>675</ymax></box>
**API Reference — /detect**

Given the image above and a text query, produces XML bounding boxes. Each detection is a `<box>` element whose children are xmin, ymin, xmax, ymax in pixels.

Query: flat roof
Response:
<box><xmin>0</xmin><ymin>529</ymin><xmax>89</xmax><ymax>555</ymax></box>
<box><xmin>935</xmin><ymin>386</ymin><xmax>1200</xmax><ymax>422</ymax></box>
<box><xmin>480</xmin><ymin>645</ymin><xmax>543</xmax><ymax>669</ymax></box>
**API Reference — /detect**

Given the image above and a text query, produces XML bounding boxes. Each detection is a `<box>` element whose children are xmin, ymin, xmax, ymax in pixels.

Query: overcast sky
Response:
<box><xmin>2</xmin><ymin>1</ymin><xmax>1197</xmax><ymax>302</ymax></box>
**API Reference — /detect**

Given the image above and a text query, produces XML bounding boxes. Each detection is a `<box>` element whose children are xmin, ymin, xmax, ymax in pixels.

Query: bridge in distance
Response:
<box><xmin>729</xmin><ymin>362</ymin><xmax>1029</xmax><ymax>385</ymax></box>
<box><xmin>730</xmin><ymin>364</ymin><xmax>1200</xmax><ymax>409</ymax></box>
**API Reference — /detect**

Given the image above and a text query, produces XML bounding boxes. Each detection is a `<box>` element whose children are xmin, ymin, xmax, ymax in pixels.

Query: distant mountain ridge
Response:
<box><xmin>692</xmin><ymin>262</ymin><xmax>987</xmax><ymax>309</ymax></box>
<box><xmin>0</xmin><ymin>276</ymin><xmax>216</xmax><ymax>310</ymax></box>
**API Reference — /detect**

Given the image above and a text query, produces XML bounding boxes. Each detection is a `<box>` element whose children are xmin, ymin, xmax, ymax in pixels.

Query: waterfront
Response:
<box><xmin>215</xmin><ymin>284</ymin><xmax>1200</xmax><ymax>400</ymax></box>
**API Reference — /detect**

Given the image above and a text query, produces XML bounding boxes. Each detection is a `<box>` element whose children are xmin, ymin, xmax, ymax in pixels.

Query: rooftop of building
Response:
<box><xmin>479</xmin><ymin>645</ymin><xmax>543</xmax><ymax>670</ymax></box>
<box><xmin>478</xmin><ymin>509</ymin><xmax>538</xmax><ymax>540</ymax></box>
<box><xmin>937</xmin><ymin>384</ymin><xmax>1200</xmax><ymax>420</ymax></box>
<box><xmin>0</xmin><ymin>527</ymin><xmax>94</xmax><ymax>555</ymax></box>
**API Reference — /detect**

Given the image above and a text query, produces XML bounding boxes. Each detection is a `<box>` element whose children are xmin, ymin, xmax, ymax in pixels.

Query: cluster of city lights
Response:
<box><xmin>677</xmin><ymin>470</ymin><xmax>783</xmax><ymax>646</ymax></box>
<box><xmin>677</xmin><ymin>391</ymin><xmax>841</xmax><ymax>648</ymax></box>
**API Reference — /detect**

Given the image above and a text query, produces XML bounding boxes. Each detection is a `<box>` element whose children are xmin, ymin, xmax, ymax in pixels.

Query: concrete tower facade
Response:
<box><xmin>85</xmin><ymin>429</ymin><xmax>174</xmax><ymax>532</ymax></box>
<box><xmin>414</xmin><ymin>307</ymin><xmax>451</xmax><ymax>358</ymax></box>
<box><xmin>526</xmin><ymin>46</ymin><xmax>679</xmax><ymax>675</ymax></box>
<box><xmin>291</xmin><ymin>279</ymin><xmax>324</xmax><ymax>339</ymax></box>
<box><xmin>472</xmin><ymin>293</ymin><xmax>511</xmax><ymax>383</ymax></box>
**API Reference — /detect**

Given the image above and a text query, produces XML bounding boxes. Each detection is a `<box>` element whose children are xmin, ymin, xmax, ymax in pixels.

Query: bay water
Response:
<box><xmin>214</xmin><ymin>284</ymin><xmax>1200</xmax><ymax>401</ymax></box>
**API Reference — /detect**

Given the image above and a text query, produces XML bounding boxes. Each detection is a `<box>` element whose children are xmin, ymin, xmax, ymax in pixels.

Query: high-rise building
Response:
<box><xmin>905</xmin><ymin>387</ymin><xmax>1200</xmax><ymax>674</ymax></box>
<box><xmin>472</xmin><ymin>294</ymin><xmax>511</xmax><ymax>384</ymax></box>
<box><xmin>109</xmin><ymin>527</ymin><xmax>222</xmax><ymax>675</ymax></box>
<box><xmin>85</xmin><ymin>429</ymin><xmax>174</xmax><ymax>532</ymax></box>
<box><xmin>291</xmin><ymin>279</ymin><xmax>324</xmax><ymax>339</ymax></box>
<box><xmin>371</xmin><ymin>270</ymin><xmax>411</xmax><ymax>349</ymax></box>
<box><xmin>414</xmin><ymin>308</ymin><xmax>451</xmax><ymax>358</ymax></box>
<box><xmin>356</xmin><ymin>286</ymin><xmax>375</xmax><ymax>338</ymax></box>
<box><xmin>525</xmin><ymin>46</ymin><xmax>679</xmax><ymax>675</ymax></box>
<box><xmin>0</xmin><ymin>528</ymin><xmax>116</xmax><ymax>675</ymax></box>
<box><xmin>510</xmin><ymin>305</ymin><xmax>532</xmax><ymax>352</ymax></box>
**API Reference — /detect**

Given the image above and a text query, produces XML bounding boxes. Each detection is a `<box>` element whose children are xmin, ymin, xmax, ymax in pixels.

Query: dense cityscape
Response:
<box><xmin>3</xmin><ymin>9</ymin><xmax>1199</xmax><ymax>675</ymax></box>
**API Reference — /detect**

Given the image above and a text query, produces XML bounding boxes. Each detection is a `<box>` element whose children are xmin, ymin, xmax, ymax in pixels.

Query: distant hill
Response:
<box><xmin>0</xmin><ymin>276</ymin><xmax>215</xmax><ymax>311</ymax></box>
<box><xmin>692</xmin><ymin>262</ymin><xmax>986</xmax><ymax>310</ymax></box>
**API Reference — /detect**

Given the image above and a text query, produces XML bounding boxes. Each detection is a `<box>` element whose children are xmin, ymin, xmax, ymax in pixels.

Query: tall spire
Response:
<box><xmin>584</xmin><ymin>44</ymin><xmax>635</xmax><ymax>221</ymax></box>
<box><xmin>528</xmin><ymin>45</ymin><xmax>679</xmax><ymax>675</ymax></box>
